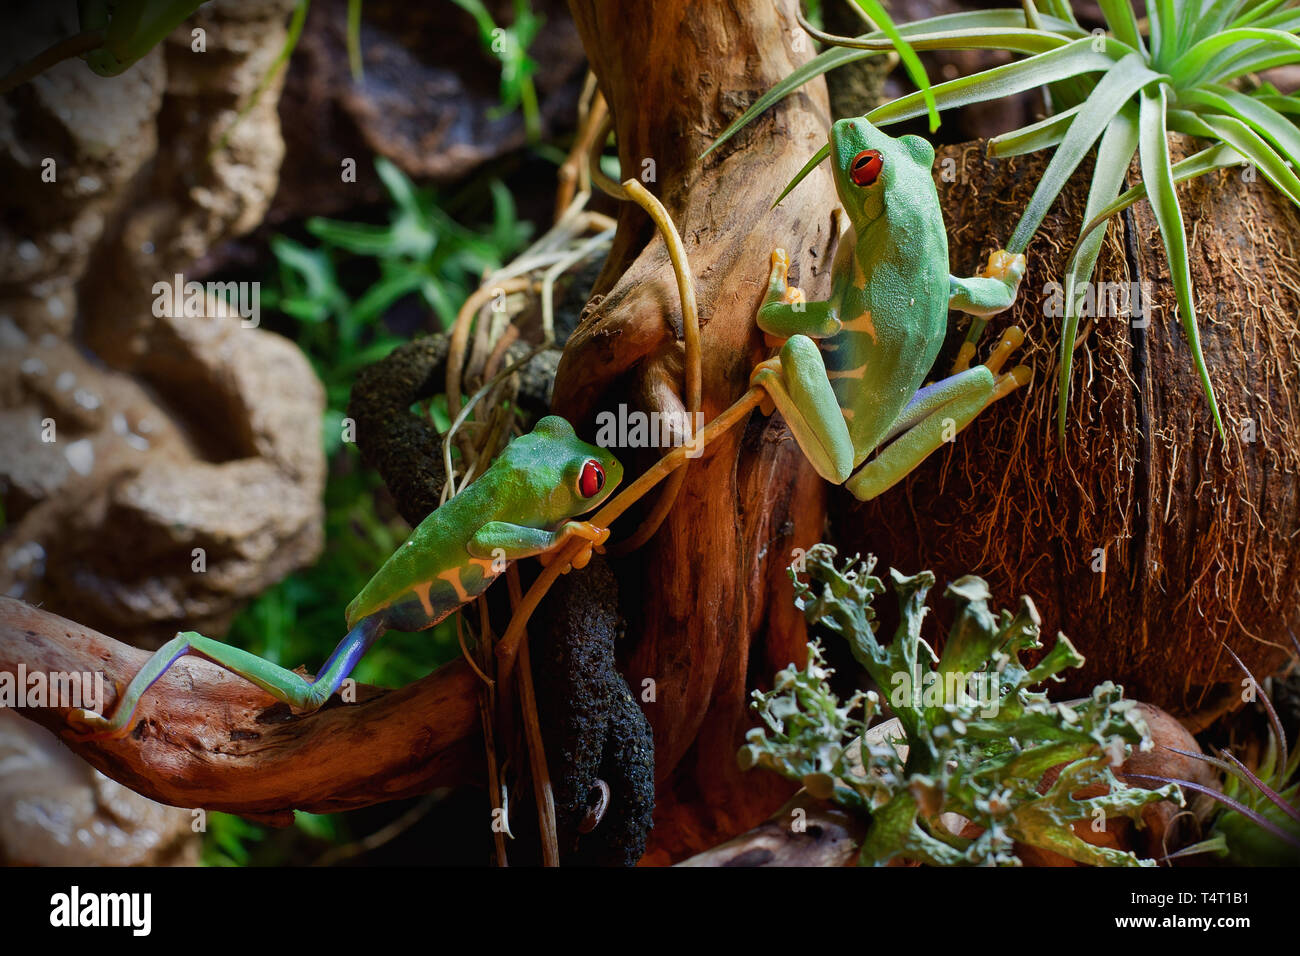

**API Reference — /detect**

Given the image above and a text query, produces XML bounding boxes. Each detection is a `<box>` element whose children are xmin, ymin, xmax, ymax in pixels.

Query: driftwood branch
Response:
<box><xmin>676</xmin><ymin>792</ymin><xmax>866</xmax><ymax>867</ymax></box>
<box><xmin>556</xmin><ymin>0</ymin><xmax>838</xmax><ymax>863</ymax></box>
<box><xmin>0</xmin><ymin>597</ymin><xmax>481</xmax><ymax>823</ymax></box>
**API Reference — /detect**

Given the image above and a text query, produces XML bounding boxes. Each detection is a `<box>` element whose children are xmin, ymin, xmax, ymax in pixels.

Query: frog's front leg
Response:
<box><xmin>756</xmin><ymin>248</ymin><xmax>842</xmax><ymax>344</ymax></box>
<box><xmin>846</xmin><ymin>328</ymin><xmax>1030</xmax><ymax>502</ymax></box>
<box><xmin>949</xmin><ymin>250</ymin><xmax>1027</xmax><ymax>373</ymax></box>
<box><xmin>748</xmin><ymin>249</ymin><xmax>853</xmax><ymax>482</ymax></box>
<box><xmin>67</xmin><ymin>615</ymin><xmax>387</xmax><ymax>741</ymax></box>
<box><xmin>469</xmin><ymin>520</ymin><xmax>610</xmax><ymax>572</ymax></box>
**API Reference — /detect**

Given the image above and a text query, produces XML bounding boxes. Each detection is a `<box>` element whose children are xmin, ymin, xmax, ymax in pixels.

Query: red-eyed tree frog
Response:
<box><xmin>69</xmin><ymin>416</ymin><xmax>623</xmax><ymax>739</ymax></box>
<box><xmin>750</xmin><ymin>117</ymin><xmax>1030</xmax><ymax>501</ymax></box>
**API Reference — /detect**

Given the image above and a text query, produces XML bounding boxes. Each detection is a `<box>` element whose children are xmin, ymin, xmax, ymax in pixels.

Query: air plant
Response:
<box><xmin>1125</xmin><ymin>640</ymin><xmax>1300</xmax><ymax>865</ymax></box>
<box><xmin>705</xmin><ymin>0</ymin><xmax>1300</xmax><ymax>443</ymax></box>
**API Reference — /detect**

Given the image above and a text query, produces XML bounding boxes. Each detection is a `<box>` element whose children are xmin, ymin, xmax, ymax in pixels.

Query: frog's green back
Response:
<box><xmin>345</xmin><ymin>479</ymin><xmax>496</xmax><ymax>630</ymax></box>
<box><xmin>825</xmin><ymin>118</ymin><xmax>951</xmax><ymax>465</ymax></box>
<box><xmin>344</xmin><ymin>416</ymin><xmax>621</xmax><ymax>630</ymax></box>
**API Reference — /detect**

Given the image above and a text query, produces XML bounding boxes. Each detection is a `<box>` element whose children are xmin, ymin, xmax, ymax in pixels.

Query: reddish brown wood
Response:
<box><xmin>0</xmin><ymin>597</ymin><xmax>481</xmax><ymax>821</ymax></box>
<box><xmin>556</xmin><ymin>0</ymin><xmax>839</xmax><ymax>862</ymax></box>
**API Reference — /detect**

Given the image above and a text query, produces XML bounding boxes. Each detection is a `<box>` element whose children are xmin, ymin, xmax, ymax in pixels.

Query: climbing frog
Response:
<box><xmin>750</xmin><ymin>116</ymin><xmax>1030</xmax><ymax>501</ymax></box>
<box><xmin>69</xmin><ymin>415</ymin><xmax>622</xmax><ymax>738</ymax></box>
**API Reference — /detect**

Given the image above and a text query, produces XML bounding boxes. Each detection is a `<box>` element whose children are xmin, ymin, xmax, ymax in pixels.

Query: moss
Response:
<box><xmin>347</xmin><ymin>334</ymin><xmax>451</xmax><ymax>526</ymax></box>
<box><xmin>534</xmin><ymin>556</ymin><xmax>655</xmax><ymax>866</ymax></box>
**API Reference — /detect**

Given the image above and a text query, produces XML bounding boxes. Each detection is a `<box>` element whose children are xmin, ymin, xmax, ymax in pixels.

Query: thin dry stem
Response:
<box><xmin>507</xmin><ymin>565</ymin><xmax>561</xmax><ymax>866</ymax></box>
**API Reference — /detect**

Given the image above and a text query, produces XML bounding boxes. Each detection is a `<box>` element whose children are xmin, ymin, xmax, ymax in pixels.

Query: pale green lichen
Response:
<box><xmin>740</xmin><ymin>544</ymin><xmax>1181</xmax><ymax>867</ymax></box>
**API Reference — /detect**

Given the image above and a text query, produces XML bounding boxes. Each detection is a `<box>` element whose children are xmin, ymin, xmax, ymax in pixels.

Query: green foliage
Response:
<box><xmin>292</xmin><ymin>811</ymin><xmax>343</xmax><ymax>844</ymax></box>
<box><xmin>201</xmin><ymin>812</ymin><xmax>265</xmax><ymax>867</ymax></box>
<box><xmin>1212</xmin><ymin>729</ymin><xmax>1300</xmax><ymax>863</ymax></box>
<box><xmin>845</xmin><ymin>1</ymin><xmax>939</xmax><ymax>130</ymax></box>
<box><xmin>347</xmin><ymin>0</ymin><xmax>364</xmax><ymax>82</ymax></box>
<box><xmin>201</xmin><ymin>810</ymin><xmax>344</xmax><ymax>867</ymax></box>
<box><xmin>262</xmin><ymin>157</ymin><xmax>530</xmax><ymax>448</ymax></box>
<box><xmin>1156</xmin><ymin>651</ymin><xmax>1300</xmax><ymax>865</ymax></box>
<box><xmin>215</xmin><ymin>159</ymin><xmax>531</xmax><ymax>862</ymax></box>
<box><xmin>705</xmin><ymin>0</ymin><xmax>1300</xmax><ymax>444</ymax></box>
<box><xmin>450</xmin><ymin>0</ymin><xmax>544</xmax><ymax>140</ymax></box>
<box><xmin>740</xmin><ymin>544</ymin><xmax>1179</xmax><ymax>866</ymax></box>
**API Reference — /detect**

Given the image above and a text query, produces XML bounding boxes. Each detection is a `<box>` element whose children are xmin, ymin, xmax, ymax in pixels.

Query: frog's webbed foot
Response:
<box><xmin>768</xmin><ymin>248</ymin><xmax>795</xmax><ymax>295</ymax></box>
<box><xmin>756</xmin><ymin>248</ymin><xmax>839</xmax><ymax>346</ymax></box>
<box><xmin>761</xmin><ymin>249</ymin><xmax>806</xmax><ymax>348</ymax></box>
<box><xmin>980</xmin><ymin>326</ymin><xmax>1032</xmax><ymax>406</ymax></box>
<box><xmin>64</xmin><ymin>676</ymin><xmax>132</xmax><ymax>741</ymax></box>
<box><xmin>539</xmin><ymin>521</ymin><xmax>611</xmax><ymax>573</ymax></box>
<box><xmin>949</xmin><ymin>249</ymin><xmax>1028</xmax><ymax>373</ymax></box>
<box><xmin>980</xmin><ymin>249</ymin><xmax>1027</xmax><ymax>286</ymax></box>
<box><xmin>66</xmin><ymin>706</ymin><xmax>131</xmax><ymax>742</ymax></box>
<box><xmin>946</xmin><ymin>324</ymin><xmax>1033</xmax><ymax>405</ymax></box>
<box><xmin>754</xmin><ymin>247</ymin><xmax>842</xmax><ymax>351</ymax></box>
<box><xmin>952</xmin><ymin>314</ymin><xmax>1031</xmax><ymax>377</ymax></box>
<box><xmin>749</xmin><ymin>356</ymin><xmax>781</xmax><ymax>416</ymax></box>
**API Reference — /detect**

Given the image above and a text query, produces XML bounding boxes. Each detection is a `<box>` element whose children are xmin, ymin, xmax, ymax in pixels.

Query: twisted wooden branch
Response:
<box><xmin>0</xmin><ymin>597</ymin><xmax>481</xmax><ymax>822</ymax></box>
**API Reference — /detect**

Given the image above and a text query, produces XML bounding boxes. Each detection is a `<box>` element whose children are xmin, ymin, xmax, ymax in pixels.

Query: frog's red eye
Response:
<box><xmin>850</xmin><ymin>149</ymin><xmax>883</xmax><ymax>187</ymax></box>
<box><xmin>579</xmin><ymin>460</ymin><xmax>605</xmax><ymax>498</ymax></box>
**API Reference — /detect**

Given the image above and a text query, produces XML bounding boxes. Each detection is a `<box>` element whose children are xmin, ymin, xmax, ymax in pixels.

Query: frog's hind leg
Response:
<box><xmin>67</xmin><ymin>615</ymin><xmax>387</xmax><ymax>740</ymax></box>
<box><xmin>894</xmin><ymin>327</ymin><xmax>1025</xmax><ymax>439</ymax></box>
<box><xmin>750</xmin><ymin>334</ymin><xmax>853</xmax><ymax>483</ymax></box>
<box><xmin>847</xmin><ymin>330</ymin><xmax>1030</xmax><ymax>502</ymax></box>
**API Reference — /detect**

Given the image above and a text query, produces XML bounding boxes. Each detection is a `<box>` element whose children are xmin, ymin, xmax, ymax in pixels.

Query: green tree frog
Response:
<box><xmin>69</xmin><ymin>416</ymin><xmax>623</xmax><ymax>739</ymax></box>
<box><xmin>750</xmin><ymin>117</ymin><xmax>1030</xmax><ymax>501</ymax></box>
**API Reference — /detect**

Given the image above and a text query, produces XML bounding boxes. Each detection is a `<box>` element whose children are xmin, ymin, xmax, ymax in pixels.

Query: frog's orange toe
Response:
<box><xmin>569</xmin><ymin>522</ymin><xmax>608</xmax><ymax>544</ymax></box>
<box><xmin>749</xmin><ymin>357</ymin><xmax>783</xmax><ymax>416</ymax></box>
<box><xmin>541</xmin><ymin>523</ymin><xmax>609</xmax><ymax>572</ymax></box>
<box><xmin>989</xmin><ymin>364</ymin><xmax>1033</xmax><ymax>405</ymax></box>
<box><xmin>981</xmin><ymin>249</ymin><xmax>1027</xmax><ymax>284</ymax></box>
<box><xmin>65</xmin><ymin>709</ymin><xmax>128</xmax><ymax>742</ymax></box>
<box><xmin>983</xmin><ymin>326</ymin><xmax>1026</xmax><ymax>376</ymax></box>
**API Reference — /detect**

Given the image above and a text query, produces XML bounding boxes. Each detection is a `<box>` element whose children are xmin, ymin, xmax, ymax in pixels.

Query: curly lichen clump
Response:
<box><xmin>739</xmin><ymin>544</ymin><xmax>1180</xmax><ymax>867</ymax></box>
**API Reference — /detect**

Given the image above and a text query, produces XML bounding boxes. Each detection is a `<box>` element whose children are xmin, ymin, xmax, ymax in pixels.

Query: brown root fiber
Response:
<box><xmin>834</xmin><ymin>135</ymin><xmax>1300</xmax><ymax>716</ymax></box>
<box><xmin>557</xmin><ymin>0</ymin><xmax>837</xmax><ymax>862</ymax></box>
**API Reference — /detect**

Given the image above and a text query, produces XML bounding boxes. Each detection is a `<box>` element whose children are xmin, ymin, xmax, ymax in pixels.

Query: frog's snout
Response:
<box><xmin>831</xmin><ymin>116</ymin><xmax>883</xmax><ymax>151</ymax></box>
<box><xmin>601</xmin><ymin>452</ymin><xmax>625</xmax><ymax>498</ymax></box>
